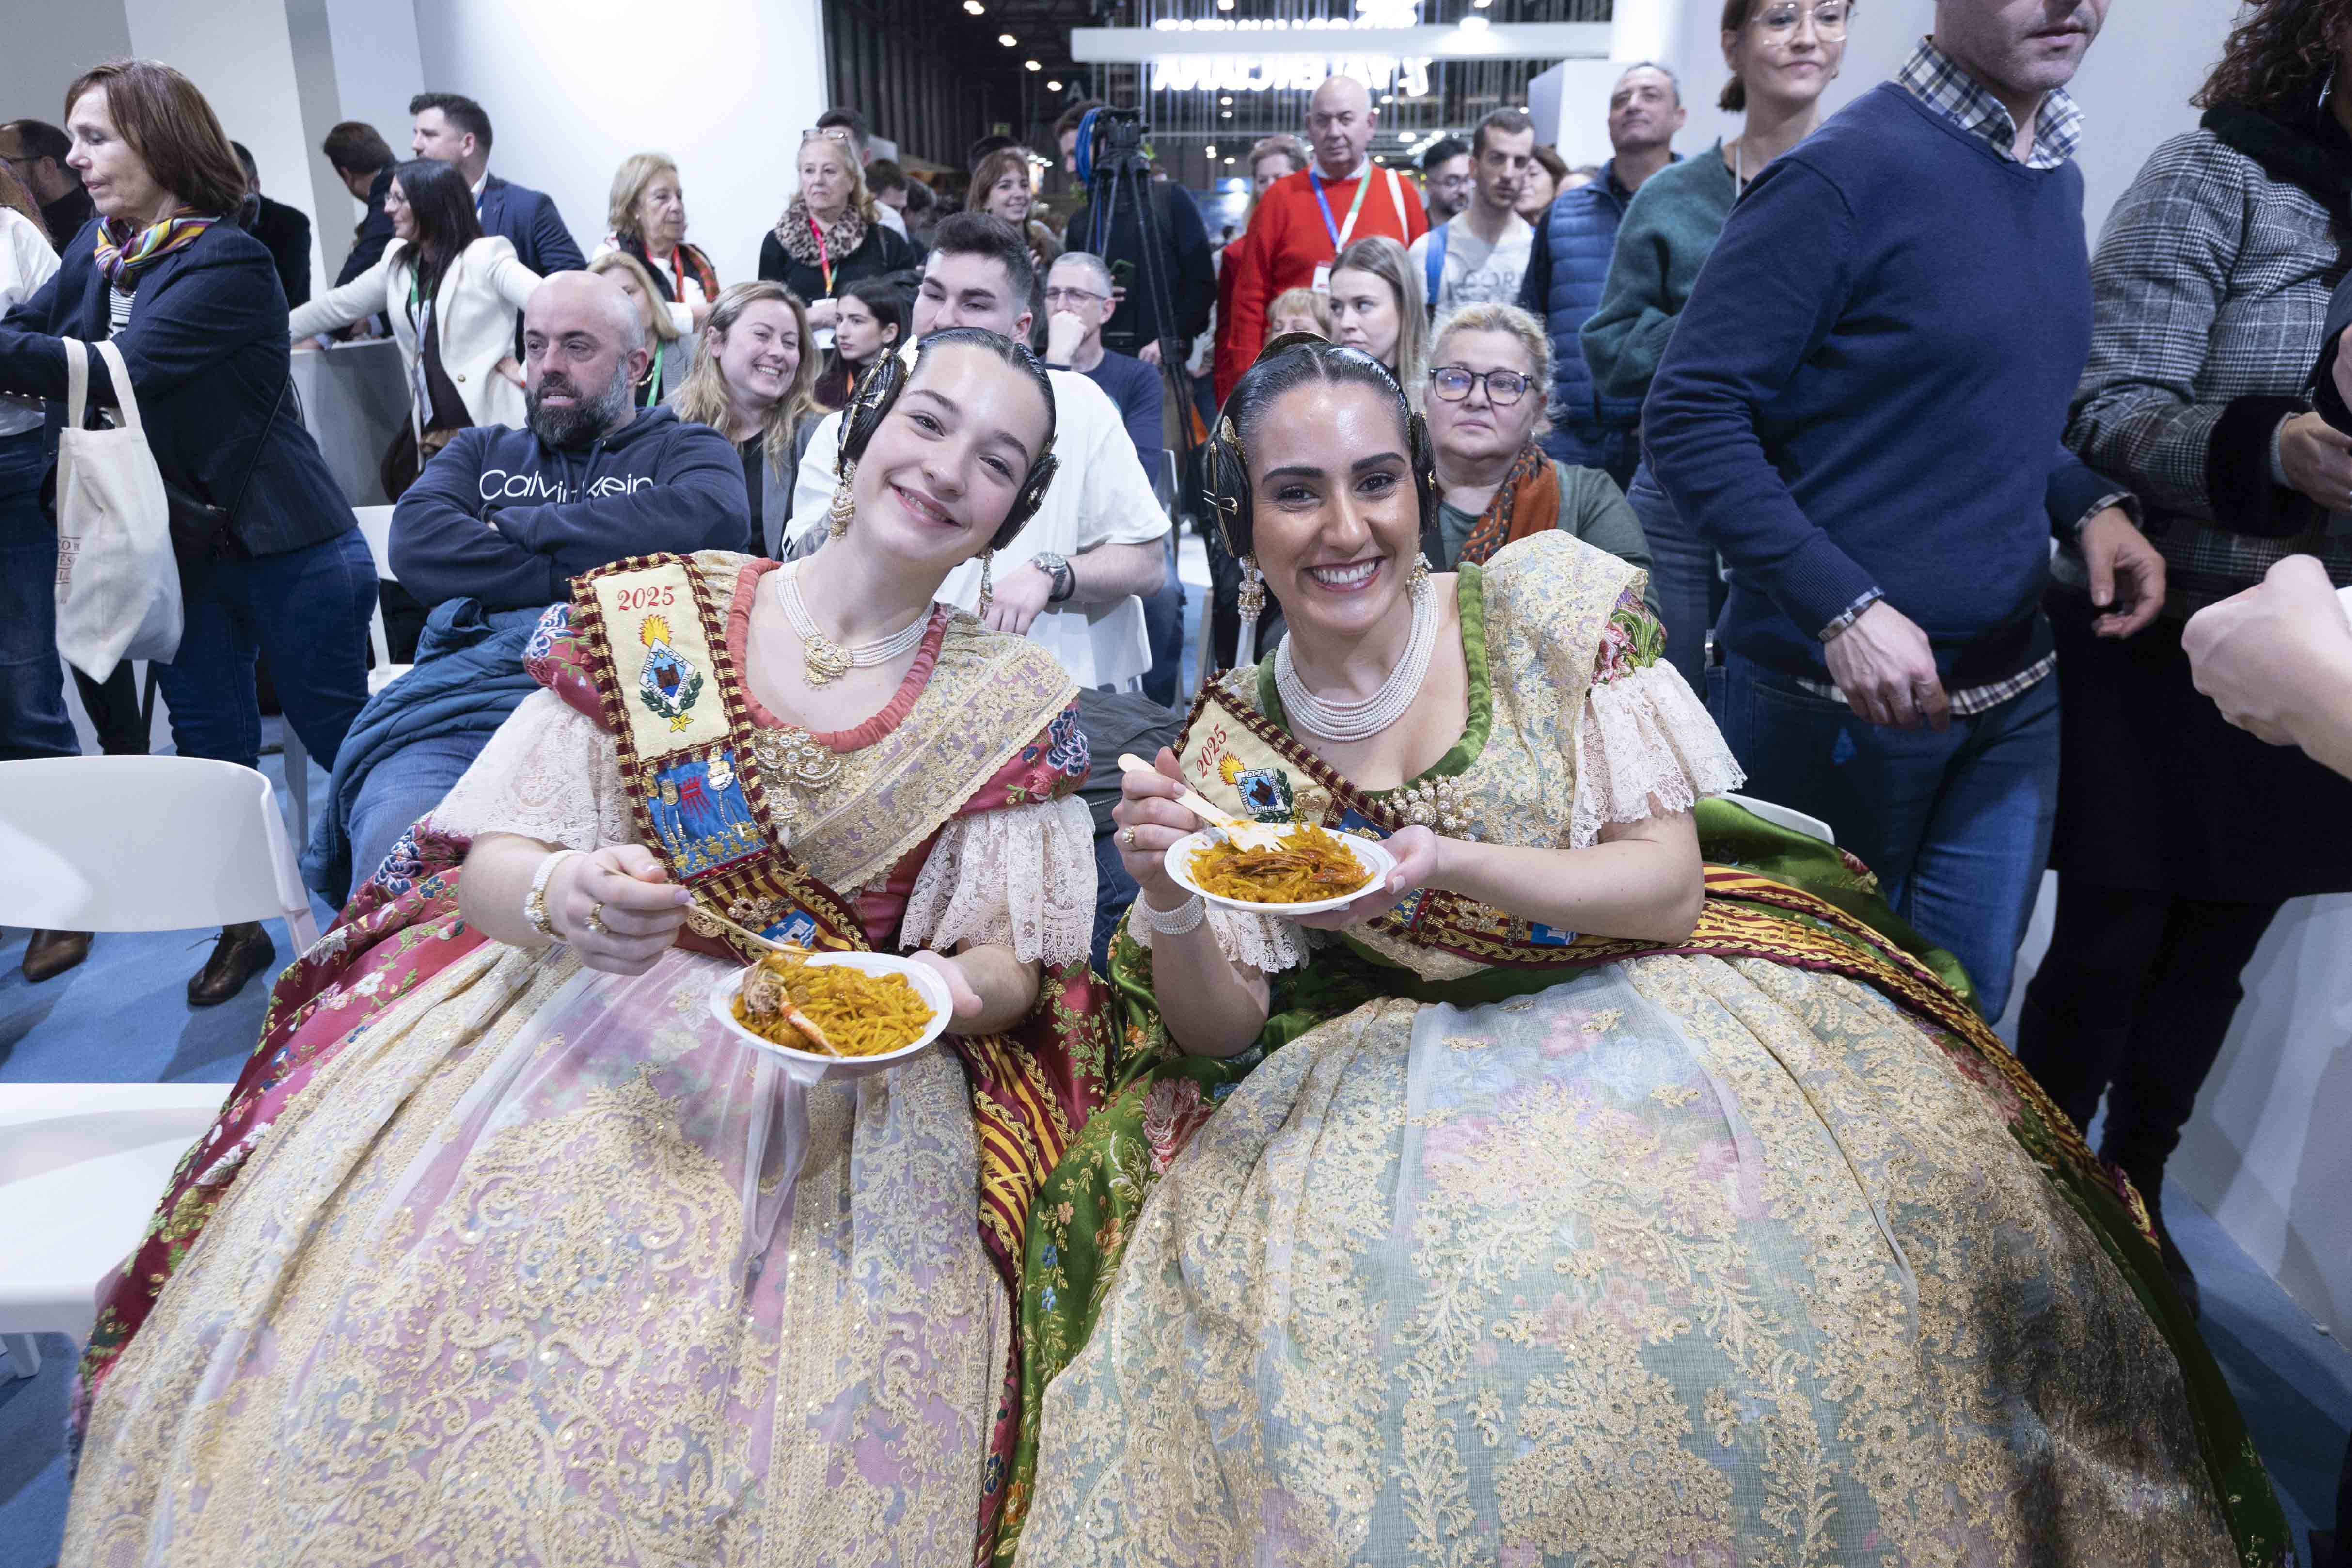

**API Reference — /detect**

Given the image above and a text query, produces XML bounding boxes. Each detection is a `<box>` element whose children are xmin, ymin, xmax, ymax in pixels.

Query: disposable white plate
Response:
<box><xmin>1164</xmin><ymin>823</ymin><xmax>1396</xmax><ymax>917</ymax></box>
<box><xmin>708</xmin><ymin>951</ymin><xmax>953</xmax><ymax>1083</ymax></box>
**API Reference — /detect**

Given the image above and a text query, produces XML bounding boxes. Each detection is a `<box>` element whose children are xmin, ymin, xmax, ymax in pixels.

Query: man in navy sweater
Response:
<box><xmin>1646</xmin><ymin>0</ymin><xmax>2165</xmax><ymax>1018</ymax></box>
<box><xmin>325</xmin><ymin>272</ymin><xmax>745</xmax><ymax>897</ymax></box>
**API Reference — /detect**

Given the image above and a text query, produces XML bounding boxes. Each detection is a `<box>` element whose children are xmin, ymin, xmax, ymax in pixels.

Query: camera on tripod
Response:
<box><xmin>1080</xmin><ymin>105</ymin><xmax>1152</xmax><ymax>179</ymax></box>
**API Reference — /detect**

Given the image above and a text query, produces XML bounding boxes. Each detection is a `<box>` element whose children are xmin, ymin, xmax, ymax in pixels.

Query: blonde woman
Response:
<box><xmin>588</xmin><ymin>250</ymin><xmax>689</xmax><ymax>409</ymax></box>
<box><xmin>594</xmin><ymin>150</ymin><xmax>717</xmax><ymax>332</ymax></box>
<box><xmin>758</xmin><ymin>127</ymin><xmax>915</xmax><ymax>346</ymax></box>
<box><xmin>671</xmin><ymin>280</ymin><xmax>821</xmax><ymax>556</ymax></box>
<box><xmin>1329</xmin><ymin>233</ymin><xmax>1427</xmax><ymax>409</ymax></box>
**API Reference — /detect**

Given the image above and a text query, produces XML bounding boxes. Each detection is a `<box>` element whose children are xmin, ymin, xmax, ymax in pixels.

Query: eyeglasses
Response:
<box><xmin>800</xmin><ymin>127</ymin><xmax>854</xmax><ymax>146</ymax></box>
<box><xmin>1753</xmin><ymin>2</ymin><xmax>1849</xmax><ymax>39</ymax></box>
<box><xmin>1428</xmin><ymin>365</ymin><xmax>1531</xmax><ymax>406</ymax></box>
<box><xmin>1042</xmin><ymin>286</ymin><xmax>1109</xmax><ymax>306</ymax></box>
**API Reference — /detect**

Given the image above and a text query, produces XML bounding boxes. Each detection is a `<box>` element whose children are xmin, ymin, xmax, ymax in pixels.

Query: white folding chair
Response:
<box><xmin>1723</xmin><ymin>792</ymin><xmax>1837</xmax><ymax>846</ymax></box>
<box><xmin>353</xmin><ymin>504</ymin><xmax>410</xmax><ymax>695</ymax></box>
<box><xmin>0</xmin><ymin>1082</ymin><xmax>231</xmax><ymax>1363</ymax></box>
<box><xmin>0</xmin><ymin>755</ymin><xmax>320</xmax><ymax>952</ymax></box>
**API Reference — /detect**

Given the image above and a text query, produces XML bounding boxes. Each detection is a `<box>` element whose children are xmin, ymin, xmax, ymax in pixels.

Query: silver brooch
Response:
<box><xmin>1397</xmin><ymin>774</ymin><xmax>1477</xmax><ymax>839</ymax></box>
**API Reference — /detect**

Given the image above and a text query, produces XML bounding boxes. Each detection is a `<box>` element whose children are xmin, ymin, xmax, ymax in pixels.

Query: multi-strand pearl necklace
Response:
<box><xmin>778</xmin><ymin>561</ymin><xmax>930</xmax><ymax>685</ymax></box>
<box><xmin>1272</xmin><ymin>572</ymin><xmax>1438</xmax><ymax>743</ymax></box>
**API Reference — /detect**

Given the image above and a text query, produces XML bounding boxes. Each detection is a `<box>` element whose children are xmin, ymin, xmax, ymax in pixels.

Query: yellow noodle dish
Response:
<box><xmin>1187</xmin><ymin>821</ymin><xmax>1379</xmax><ymax>905</ymax></box>
<box><xmin>730</xmin><ymin>950</ymin><xmax>934</xmax><ymax>1058</ymax></box>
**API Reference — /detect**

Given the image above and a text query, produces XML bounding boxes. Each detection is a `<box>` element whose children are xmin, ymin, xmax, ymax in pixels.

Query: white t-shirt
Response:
<box><xmin>1408</xmin><ymin>213</ymin><xmax>1535</xmax><ymax>317</ymax></box>
<box><xmin>792</xmin><ymin>365</ymin><xmax>1169</xmax><ymax>689</ymax></box>
<box><xmin>0</xmin><ymin>209</ymin><xmax>61</xmax><ymax>438</ymax></box>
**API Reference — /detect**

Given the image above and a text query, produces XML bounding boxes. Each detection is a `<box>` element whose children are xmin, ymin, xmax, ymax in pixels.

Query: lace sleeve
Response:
<box><xmin>1127</xmin><ymin>901</ymin><xmax>1308</xmax><ymax>974</ymax></box>
<box><xmin>898</xmin><ymin>795</ymin><xmax>1095</xmax><ymax>968</ymax></box>
<box><xmin>1569</xmin><ymin>661</ymin><xmax>1745</xmax><ymax>849</ymax></box>
<box><xmin>428</xmin><ymin>688</ymin><xmax>641</xmax><ymax>850</ymax></box>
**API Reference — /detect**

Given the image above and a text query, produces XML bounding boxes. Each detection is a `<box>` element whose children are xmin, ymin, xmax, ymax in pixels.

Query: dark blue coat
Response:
<box><xmin>0</xmin><ymin>217</ymin><xmax>356</xmax><ymax>558</ymax></box>
<box><xmin>335</xmin><ymin>167</ymin><xmax>397</xmax><ymax>288</ymax></box>
<box><xmin>474</xmin><ymin>173</ymin><xmax>585</xmax><ymax>278</ymax></box>
<box><xmin>1516</xmin><ymin>158</ymin><xmax>1654</xmax><ymax>440</ymax></box>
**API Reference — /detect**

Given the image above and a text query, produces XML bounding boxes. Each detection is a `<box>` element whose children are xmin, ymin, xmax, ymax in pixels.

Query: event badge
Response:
<box><xmin>1312</xmin><ymin>262</ymin><xmax>1332</xmax><ymax>294</ymax></box>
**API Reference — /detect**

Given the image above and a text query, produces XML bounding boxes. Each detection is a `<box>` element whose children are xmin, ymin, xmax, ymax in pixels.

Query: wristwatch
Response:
<box><xmin>1031</xmin><ymin>551</ymin><xmax>1076</xmax><ymax>605</ymax></box>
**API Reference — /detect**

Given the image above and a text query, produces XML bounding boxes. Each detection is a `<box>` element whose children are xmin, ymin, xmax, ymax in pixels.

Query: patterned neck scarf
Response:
<box><xmin>1450</xmin><ymin>442</ymin><xmax>1560</xmax><ymax>566</ymax></box>
<box><xmin>93</xmin><ymin>206</ymin><xmax>219</xmax><ymax>292</ymax></box>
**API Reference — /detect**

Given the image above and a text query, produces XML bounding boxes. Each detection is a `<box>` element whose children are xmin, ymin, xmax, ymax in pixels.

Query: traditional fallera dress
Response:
<box><xmin>64</xmin><ymin>551</ymin><xmax>1118</xmax><ymax>1568</ymax></box>
<box><xmin>1003</xmin><ymin>533</ymin><xmax>2290</xmax><ymax>1567</ymax></box>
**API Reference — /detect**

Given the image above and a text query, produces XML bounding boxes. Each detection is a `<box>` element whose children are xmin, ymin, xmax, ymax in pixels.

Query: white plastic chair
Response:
<box><xmin>0</xmin><ymin>1081</ymin><xmax>231</xmax><ymax>1362</ymax></box>
<box><xmin>279</xmin><ymin>507</ymin><xmax>406</xmax><ymax>843</ymax></box>
<box><xmin>0</xmin><ymin>755</ymin><xmax>320</xmax><ymax>952</ymax></box>
<box><xmin>1723</xmin><ymin>792</ymin><xmax>1836</xmax><ymax>846</ymax></box>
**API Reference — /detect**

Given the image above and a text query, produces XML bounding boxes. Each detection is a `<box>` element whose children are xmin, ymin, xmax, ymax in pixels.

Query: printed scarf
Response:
<box><xmin>773</xmin><ymin>195</ymin><xmax>867</xmax><ymax>285</ymax></box>
<box><xmin>1448</xmin><ymin>441</ymin><xmax>1559</xmax><ymax>566</ymax></box>
<box><xmin>93</xmin><ymin>206</ymin><xmax>218</xmax><ymax>291</ymax></box>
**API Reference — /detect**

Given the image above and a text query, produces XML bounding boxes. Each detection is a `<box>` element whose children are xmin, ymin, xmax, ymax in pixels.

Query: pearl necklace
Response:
<box><xmin>778</xmin><ymin>561</ymin><xmax>930</xmax><ymax>686</ymax></box>
<box><xmin>1274</xmin><ymin>573</ymin><xmax>1438</xmax><ymax>743</ymax></box>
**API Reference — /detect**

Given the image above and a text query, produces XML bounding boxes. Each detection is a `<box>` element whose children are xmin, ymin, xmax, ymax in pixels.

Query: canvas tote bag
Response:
<box><xmin>53</xmin><ymin>336</ymin><xmax>181</xmax><ymax>679</ymax></box>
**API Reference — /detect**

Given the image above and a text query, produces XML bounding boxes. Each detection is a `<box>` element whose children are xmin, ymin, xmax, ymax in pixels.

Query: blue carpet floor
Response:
<box><xmin>5</xmin><ymin>713</ymin><xmax>2348</xmax><ymax>1565</ymax></box>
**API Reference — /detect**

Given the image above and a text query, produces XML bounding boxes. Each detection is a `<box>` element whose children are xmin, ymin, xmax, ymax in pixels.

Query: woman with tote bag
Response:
<box><xmin>0</xmin><ymin>58</ymin><xmax>376</xmax><ymax>1004</ymax></box>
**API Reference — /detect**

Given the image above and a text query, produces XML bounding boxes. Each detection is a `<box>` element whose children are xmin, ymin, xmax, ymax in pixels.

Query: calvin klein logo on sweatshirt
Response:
<box><xmin>478</xmin><ymin>469</ymin><xmax>657</xmax><ymax>502</ymax></box>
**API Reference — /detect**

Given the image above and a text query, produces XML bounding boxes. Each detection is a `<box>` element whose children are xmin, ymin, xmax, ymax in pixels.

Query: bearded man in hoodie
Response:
<box><xmin>311</xmin><ymin>271</ymin><xmax>748</xmax><ymax>902</ymax></box>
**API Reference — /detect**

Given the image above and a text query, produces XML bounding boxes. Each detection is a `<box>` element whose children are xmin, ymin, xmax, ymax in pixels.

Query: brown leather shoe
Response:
<box><xmin>187</xmin><ymin>922</ymin><xmax>276</xmax><ymax>1008</ymax></box>
<box><xmin>21</xmin><ymin>929</ymin><xmax>93</xmax><ymax>983</ymax></box>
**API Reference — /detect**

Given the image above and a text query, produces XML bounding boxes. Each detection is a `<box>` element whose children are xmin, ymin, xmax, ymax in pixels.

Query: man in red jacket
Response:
<box><xmin>1215</xmin><ymin>74</ymin><xmax>1427</xmax><ymax>400</ymax></box>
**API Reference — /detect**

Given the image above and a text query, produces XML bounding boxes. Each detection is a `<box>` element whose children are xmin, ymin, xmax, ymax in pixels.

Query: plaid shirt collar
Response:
<box><xmin>1897</xmin><ymin>36</ymin><xmax>2083</xmax><ymax>171</ymax></box>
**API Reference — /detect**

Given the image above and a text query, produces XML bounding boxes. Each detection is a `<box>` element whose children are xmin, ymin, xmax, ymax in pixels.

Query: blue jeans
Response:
<box><xmin>1092</xmin><ymin>829</ymin><xmax>1141</xmax><ymax>976</ymax></box>
<box><xmin>346</xmin><ymin>729</ymin><xmax>489</xmax><ymax>894</ymax></box>
<box><xmin>0</xmin><ymin>428</ymin><xmax>76</xmax><ymax>761</ymax></box>
<box><xmin>155</xmin><ymin>529</ymin><xmax>377</xmax><ymax>773</ymax></box>
<box><xmin>1625</xmin><ymin>462</ymin><xmax>1720</xmax><ymax>693</ymax></box>
<box><xmin>1540</xmin><ymin>421</ymin><xmax>1638</xmax><ymax>493</ymax></box>
<box><xmin>1715</xmin><ymin>653</ymin><xmax>2059</xmax><ymax>1018</ymax></box>
<box><xmin>1142</xmin><ymin>532</ymin><xmax>1184</xmax><ymax>709</ymax></box>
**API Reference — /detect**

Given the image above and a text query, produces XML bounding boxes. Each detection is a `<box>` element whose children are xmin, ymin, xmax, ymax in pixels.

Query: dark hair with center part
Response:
<box><xmin>909</xmin><ymin>326</ymin><xmax>1060</xmax><ymax>551</ymax></box>
<box><xmin>1207</xmin><ymin>335</ymin><xmax>1436</xmax><ymax>558</ymax></box>
<box><xmin>392</xmin><ymin>157</ymin><xmax>485</xmax><ymax>276</ymax></box>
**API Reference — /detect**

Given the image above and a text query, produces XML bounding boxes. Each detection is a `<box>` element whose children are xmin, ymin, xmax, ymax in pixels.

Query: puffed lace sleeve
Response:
<box><xmin>428</xmin><ymin>688</ymin><xmax>641</xmax><ymax>850</ymax></box>
<box><xmin>1570</xmin><ymin>585</ymin><xmax>1744</xmax><ymax>849</ymax></box>
<box><xmin>898</xmin><ymin>794</ymin><xmax>1096</xmax><ymax>968</ymax></box>
<box><xmin>1127</xmin><ymin>899</ymin><xmax>1308</xmax><ymax>974</ymax></box>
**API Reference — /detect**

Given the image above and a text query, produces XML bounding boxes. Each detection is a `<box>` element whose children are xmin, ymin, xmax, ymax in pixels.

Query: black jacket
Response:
<box><xmin>336</xmin><ymin>167</ymin><xmax>396</xmax><ymax>288</ymax></box>
<box><xmin>246</xmin><ymin>193</ymin><xmax>313</xmax><ymax>308</ymax></box>
<box><xmin>757</xmin><ymin>222</ymin><xmax>916</xmax><ymax>303</ymax></box>
<box><xmin>1061</xmin><ymin>181</ymin><xmax>1215</xmax><ymax>355</ymax></box>
<box><xmin>0</xmin><ymin>217</ymin><xmax>356</xmax><ymax>558</ymax></box>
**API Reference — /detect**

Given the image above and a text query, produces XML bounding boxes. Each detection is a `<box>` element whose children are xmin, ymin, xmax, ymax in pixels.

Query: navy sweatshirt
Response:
<box><xmin>391</xmin><ymin>405</ymin><xmax>750</xmax><ymax>608</ymax></box>
<box><xmin>1645</xmin><ymin>82</ymin><xmax>2120</xmax><ymax>686</ymax></box>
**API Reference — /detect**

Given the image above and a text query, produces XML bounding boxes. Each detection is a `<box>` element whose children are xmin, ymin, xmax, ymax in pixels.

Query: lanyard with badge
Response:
<box><xmin>1309</xmin><ymin>169</ymin><xmax>1378</xmax><ymax>294</ymax></box>
<box><xmin>807</xmin><ymin>214</ymin><xmax>836</xmax><ymax>296</ymax></box>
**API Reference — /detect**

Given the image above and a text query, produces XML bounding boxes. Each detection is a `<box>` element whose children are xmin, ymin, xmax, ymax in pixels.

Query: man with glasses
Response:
<box><xmin>0</xmin><ymin>119</ymin><xmax>94</xmax><ymax>250</ymax></box>
<box><xmin>1042</xmin><ymin>252</ymin><xmax>1162</xmax><ymax>468</ymax></box>
<box><xmin>1646</xmin><ymin>0</ymin><xmax>2165</xmax><ymax>1022</ymax></box>
<box><xmin>1516</xmin><ymin>63</ymin><xmax>1685</xmax><ymax>489</ymax></box>
<box><xmin>1411</xmin><ymin>109</ymin><xmax>1538</xmax><ymax>316</ymax></box>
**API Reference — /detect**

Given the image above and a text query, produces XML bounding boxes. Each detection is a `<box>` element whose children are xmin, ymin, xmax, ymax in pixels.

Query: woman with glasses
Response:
<box><xmin>1582</xmin><ymin>0</ymin><xmax>1852</xmax><ymax>687</ymax></box>
<box><xmin>758</xmin><ymin>127</ymin><xmax>914</xmax><ymax>351</ymax></box>
<box><xmin>1329</xmin><ymin>233</ymin><xmax>1427</xmax><ymax>409</ymax></box>
<box><xmin>1001</xmin><ymin>332</ymin><xmax>2284</xmax><ymax>1568</ymax></box>
<box><xmin>1421</xmin><ymin>303</ymin><xmax>1655</xmax><ymax>606</ymax></box>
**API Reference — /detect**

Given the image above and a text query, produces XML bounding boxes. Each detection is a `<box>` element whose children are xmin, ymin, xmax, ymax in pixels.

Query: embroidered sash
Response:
<box><xmin>571</xmin><ymin>554</ymin><xmax>869</xmax><ymax>953</ymax></box>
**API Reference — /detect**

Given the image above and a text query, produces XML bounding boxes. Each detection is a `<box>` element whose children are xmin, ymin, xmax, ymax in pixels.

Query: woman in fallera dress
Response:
<box><xmin>999</xmin><ymin>337</ymin><xmax>2290</xmax><ymax>1567</ymax></box>
<box><xmin>63</xmin><ymin>329</ymin><xmax>1115</xmax><ymax>1568</ymax></box>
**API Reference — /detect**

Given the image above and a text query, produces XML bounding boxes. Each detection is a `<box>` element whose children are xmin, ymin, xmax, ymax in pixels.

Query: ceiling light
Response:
<box><xmin>1025</xmin><ymin>58</ymin><xmax>1041</xmax><ymax>70</ymax></box>
<box><xmin>998</xmin><ymin>32</ymin><xmax>1016</xmax><ymax>46</ymax></box>
<box><xmin>1223</xmin><ymin>156</ymin><xmax>1235</xmax><ymax>164</ymax></box>
<box><xmin>1459</xmin><ymin>14</ymin><xmax>1490</xmax><ymax>30</ymax></box>
<box><xmin>1221</xmin><ymin>111</ymin><xmax>1233</xmax><ymax>118</ymax></box>
<box><xmin>1217</xmin><ymin>0</ymin><xmax>1235</xmax><ymax>8</ymax></box>
<box><xmin>1046</xmin><ymin>79</ymin><xmax>1062</xmax><ymax>90</ymax></box>
<box><xmin>1203</xmin><ymin>144</ymin><xmax>1217</xmax><ymax>157</ymax></box>
<box><xmin>1472</xmin><ymin>0</ymin><xmax>1492</xmax><ymax>6</ymax></box>
<box><xmin>1220</xmin><ymin>95</ymin><xmax>1233</xmax><ymax>105</ymax></box>
<box><xmin>963</xmin><ymin>0</ymin><xmax>983</xmax><ymax>10</ymax></box>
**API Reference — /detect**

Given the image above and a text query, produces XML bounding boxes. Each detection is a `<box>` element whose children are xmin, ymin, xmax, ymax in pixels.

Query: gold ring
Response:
<box><xmin>1120</xmin><ymin>827</ymin><xmax>1137</xmax><ymax>849</ymax></box>
<box><xmin>584</xmin><ymin>903</ymin><xmax>609</xmax><ymax>936</ymax></box>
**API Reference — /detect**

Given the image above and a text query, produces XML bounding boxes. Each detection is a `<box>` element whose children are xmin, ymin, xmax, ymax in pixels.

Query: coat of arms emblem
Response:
<box><xmin>635</xmin><ymin>613</ymin><xmax>703</xmax><ymax>731</ymax></box>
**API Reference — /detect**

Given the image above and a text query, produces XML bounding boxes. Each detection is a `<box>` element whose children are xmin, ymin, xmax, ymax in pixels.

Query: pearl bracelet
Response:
<box><xmin>524</xmin><ymin>849</ymin><xmax>585</xmax><ymax>941</ymax></box>
<box><xmin>1129</xmin><ymin>890</ymin><xmax>1206</xmax><ymax>937</ymax></box>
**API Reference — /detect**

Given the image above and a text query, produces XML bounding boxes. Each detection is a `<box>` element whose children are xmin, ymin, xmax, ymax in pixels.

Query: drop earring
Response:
<box><xmin>827</xmin><ymin>459</ymin><xmax>857</xmax><ymax>539</ymax></box>
<box><xmin>1405</xmin><ymin>553</ymin><xmax>1432</xmax><ymax>593</ymax></box>
<box><xmin>977</xmin><ymin>550</ymin><xmax>995</xmax><ymax>618</ymax></box>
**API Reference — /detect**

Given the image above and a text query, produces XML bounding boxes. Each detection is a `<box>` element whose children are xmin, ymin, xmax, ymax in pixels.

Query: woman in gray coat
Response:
<box><xmin>2029</xmin><ymin>0</ymin><xmax>2352</xmax><ymax>1316</ymax></box>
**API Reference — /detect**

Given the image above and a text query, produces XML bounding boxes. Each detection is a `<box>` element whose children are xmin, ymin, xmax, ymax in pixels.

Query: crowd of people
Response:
<box><xmin>5</xmin><ymin>0</ymin><xmax>2352</xmax><ymax>1560</ymax></box>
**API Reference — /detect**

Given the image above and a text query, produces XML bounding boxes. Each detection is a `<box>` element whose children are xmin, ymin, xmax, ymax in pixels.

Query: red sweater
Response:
<box><xmin>1215</xmin><ymin>164</ymin><xmax>1428</xmax><ymax>402</ymax></box>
